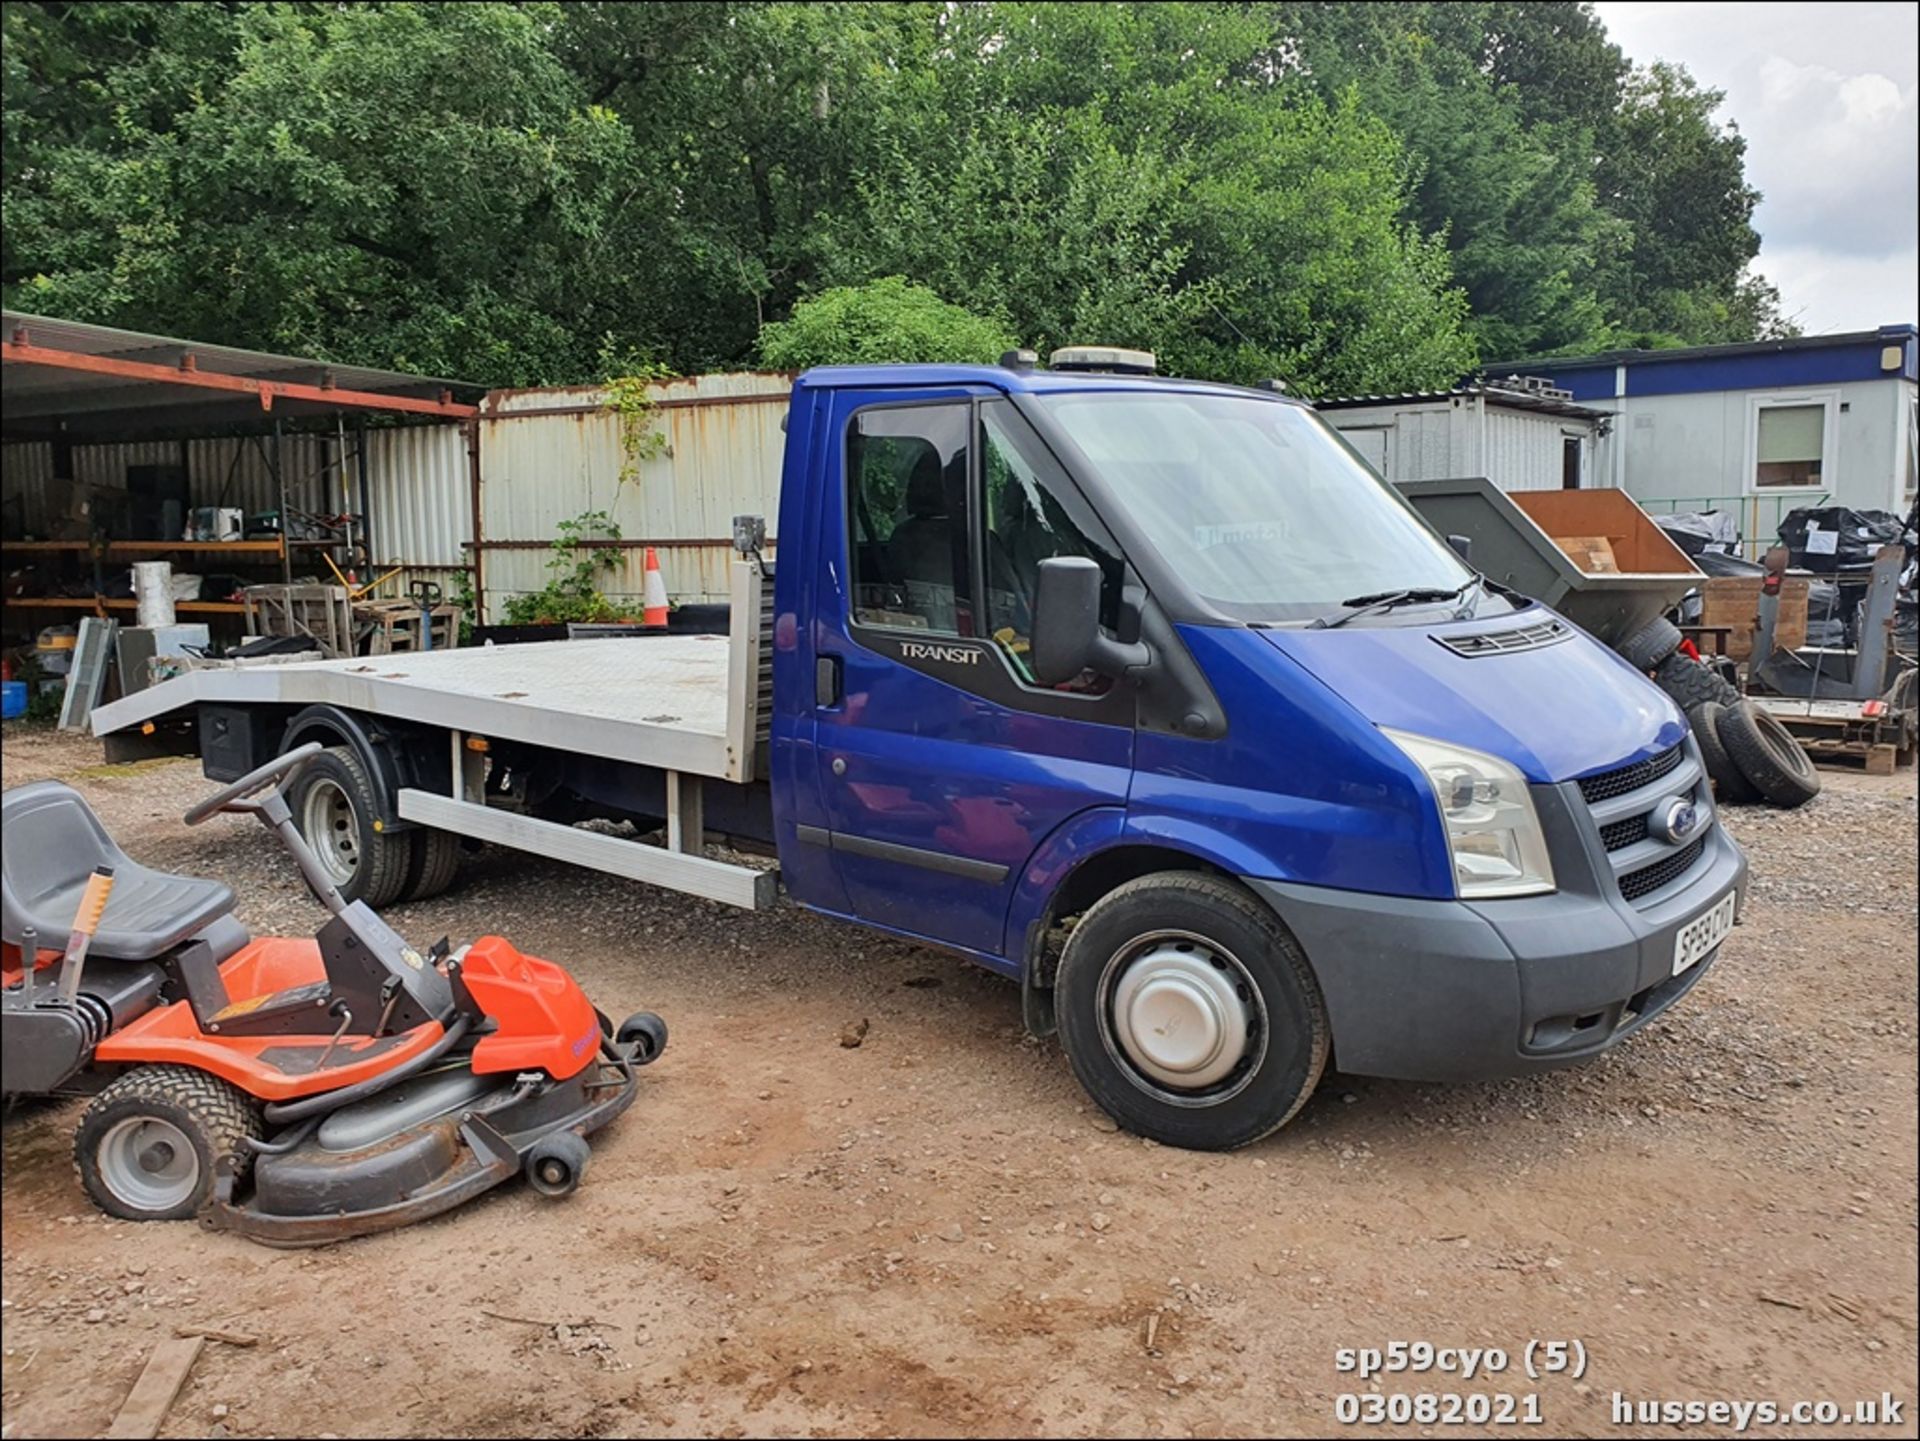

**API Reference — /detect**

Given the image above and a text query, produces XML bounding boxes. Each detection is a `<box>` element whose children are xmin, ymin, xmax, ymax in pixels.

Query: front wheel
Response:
<box><xmin>1054</xmin><ymin>872</ymin><xmax>1329</xmax><ymax>1150</ymax></box>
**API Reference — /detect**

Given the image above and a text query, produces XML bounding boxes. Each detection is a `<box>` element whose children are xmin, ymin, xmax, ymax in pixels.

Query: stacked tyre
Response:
<box><xmin>1616</xmin><ymin>616</ymin><xmax>1821</xmax><ymax>809</ymax></box>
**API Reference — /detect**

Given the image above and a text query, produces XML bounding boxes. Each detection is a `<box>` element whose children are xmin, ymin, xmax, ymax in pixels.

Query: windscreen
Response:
<box><xmin>1037</xmin><ymin>391</ymin><xmax>1473</xmax><ymax>622</ymax></box>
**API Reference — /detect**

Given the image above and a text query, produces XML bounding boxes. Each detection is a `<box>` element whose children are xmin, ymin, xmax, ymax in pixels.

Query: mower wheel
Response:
<box><xmin>525</xmin><ymin>1132</ymin><xmax>591</xmax><ymax>1198</ymax></box>
<box><xmin>75</xmin><ymin>1066</ymin><xmax>263</xmax><ymax>1222</ymax></box>
<box><xmin>615</xmin><ymin>1011</ymin><xmax>669</xmax><ymax>1065</ymax></box>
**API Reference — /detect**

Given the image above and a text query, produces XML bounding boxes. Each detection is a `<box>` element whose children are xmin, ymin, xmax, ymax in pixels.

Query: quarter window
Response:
<box><xmin>847</xmin><ymin>405</ymin><xmax>972</xmax><ymax>635</ymax></box>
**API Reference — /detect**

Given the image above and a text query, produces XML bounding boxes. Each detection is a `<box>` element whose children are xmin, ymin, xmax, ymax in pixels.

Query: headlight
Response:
<box><xmin>1382</xmin><ymin>729</ymin><xmax>1555</xmax><ymax>899</ymax></box>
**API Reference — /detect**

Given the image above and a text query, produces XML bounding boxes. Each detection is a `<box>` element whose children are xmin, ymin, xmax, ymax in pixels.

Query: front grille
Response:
<box><xmin>1618</xmin><ymin>836</ymin><xmax>1707</xmax><ymax>901</ymax></box>
<box><xmin>1434</xmin><ymin>618</ymin><xmax>1571</xmax><ymax>658</ymax></box>
<box><xmin>1577</xmin><ymin>744</ymin><xmax>1684</xmax><ymax>804</ymax></box>
<box><xmin>1599</xmin><ymin>814</ymin><xmax>1649</xmax><ymax>851</ymax></box>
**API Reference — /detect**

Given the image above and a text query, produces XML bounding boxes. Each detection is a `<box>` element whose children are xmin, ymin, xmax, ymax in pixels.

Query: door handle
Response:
<box><xmin>816</xmin><ymin>653</ymin><xmax>844</xmax><ymax>708</ymax></box>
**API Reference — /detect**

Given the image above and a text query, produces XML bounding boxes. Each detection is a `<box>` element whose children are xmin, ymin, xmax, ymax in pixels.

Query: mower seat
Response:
<box><xmin>2</xmin><ymin>781</ymin><xmax>236</xmax><ymax>962</ymax></box>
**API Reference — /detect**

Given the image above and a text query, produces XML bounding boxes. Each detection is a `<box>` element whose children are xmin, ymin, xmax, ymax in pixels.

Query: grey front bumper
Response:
<box><xmin>1245</xmin><ymin>815</ymin><xmax>1748</xmax><ymax>1084</ymax></box>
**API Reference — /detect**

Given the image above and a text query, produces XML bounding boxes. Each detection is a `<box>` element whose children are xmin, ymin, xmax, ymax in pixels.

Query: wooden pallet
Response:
<box><xmin>1754</xmin><ymin>699</ymin><xmax>1916</xmax><ymax>775</ymax></box>
<box><xmin>353</xmin><ymin>599</ymin><xmax>462</xmax><ymax>654</ymax></box>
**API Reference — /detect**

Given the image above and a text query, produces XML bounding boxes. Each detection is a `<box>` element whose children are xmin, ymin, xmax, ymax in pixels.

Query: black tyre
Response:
<box><xmin>286</xmin><ymin>745</ymin><xmax>409</xmax><ymax>907</ymax></box>
<box><xmin>1618</xmin><ymin>615</ymin><xmax>1684</xmax><ymax>671</ymax></box>
<box><xmin>1717</xmin><ymin>700</ymin><xmax>1821</xmax><ymax>809</ymax></box>
<box><xmin>74</xmin><ymin>1066</ymin><xmax>262</xmax><ymax>1222</ymax></box>
<box><xmin>400</xmin><ymin>825</ymin><xmax>464</xmax><ymax>902</ymax></box>
<box><xmin>1689</xmin><ymin>702</ymin><xmax>1761</xmax><ymax>805</ymax></box>
<box><xmin>525</xmin><ymin>1132</ymin><xmax>591</xmax><ymax>1198</ymax></box>
<box><xmin>1653</xmin><ymin>650</ymin><xmax>1740</xmax><ymax>710</ymax></box>
<box><xmin>1055</xmin><ymin>872</ymin><xmax>1329</xmax><ymax>1151</ymax></box>
<box><xmin>615</xmin><ymin>1011</ymin><xmax>669</xmax><ymax>1065</ymax></box>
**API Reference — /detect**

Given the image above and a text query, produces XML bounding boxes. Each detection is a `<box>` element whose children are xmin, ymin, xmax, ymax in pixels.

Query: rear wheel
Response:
<box><xmin>287</xmin><ymin>745</ymin><xmax>409</xmax><ymax>907</ymax></box>
<box><xmin>1055</xmin><ymin>872</ymin><xmax>1329</xmax><ymax>1151</ymax></box>
<box><xmin>400</xmin><ymin>825</ymin><xmax>464</xmax><ymax>901</ymax></box>
<box><xmin>74</xmin><ymin>1066</ymin><xmax>262</xmax><ymax>1222</ymax></box>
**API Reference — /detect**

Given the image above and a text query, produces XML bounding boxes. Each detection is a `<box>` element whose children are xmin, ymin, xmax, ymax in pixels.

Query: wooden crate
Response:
<box><xmin>1700</xmin><ymin>576</ymin><xmax>1808</xmax><ymax>662</ymax></box>
<box><xmin>241</xmin><ymin>584</ymin><xmax>354</xmax><ymax>657</ymax></box>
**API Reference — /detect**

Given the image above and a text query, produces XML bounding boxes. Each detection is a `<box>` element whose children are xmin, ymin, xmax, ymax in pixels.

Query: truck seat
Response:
<box><xmin>1</xmin><ymin>781</ymin><xmax>235</xmax><ymax>961</ymax></box>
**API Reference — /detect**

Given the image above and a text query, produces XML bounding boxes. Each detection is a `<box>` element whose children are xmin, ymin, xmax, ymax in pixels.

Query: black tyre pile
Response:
<box><xmin>1622</xmin><ymin>619</ymin><xmax>1821</xmax><ymax>810</ymax></box>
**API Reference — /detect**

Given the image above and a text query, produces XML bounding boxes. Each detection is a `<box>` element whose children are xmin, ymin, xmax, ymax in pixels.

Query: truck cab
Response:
<box><xmin>769</xmin><ymin>351</ymin><xmax>1747</xmax><ymax>1149</ymax></box>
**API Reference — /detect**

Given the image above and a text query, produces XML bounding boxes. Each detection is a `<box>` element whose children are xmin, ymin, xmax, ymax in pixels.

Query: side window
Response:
<box><xmin>847</xmin><ymin>405</ymin><xmax>973</xmax><ymax>635</ymax></box>
<box><xmin>979</xmin><ymin>401</ymin><xmax>1123</xmax><ymax>685</ymax></box>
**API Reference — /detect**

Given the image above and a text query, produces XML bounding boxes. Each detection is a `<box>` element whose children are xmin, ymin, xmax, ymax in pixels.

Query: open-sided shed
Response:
<box><xmin>2</xmin><ymin>311</ymin><xmax>484</xmax><ymax>642</ymax></box>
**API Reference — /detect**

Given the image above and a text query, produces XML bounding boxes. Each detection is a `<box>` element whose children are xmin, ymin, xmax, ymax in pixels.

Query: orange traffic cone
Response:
<box><xmin>642</xmin><ymin>547</ymin><xmax>669</xmax><ymax>627</ymax></box>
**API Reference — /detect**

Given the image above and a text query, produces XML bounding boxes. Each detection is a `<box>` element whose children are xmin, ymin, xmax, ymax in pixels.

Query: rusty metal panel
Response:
<box><xmin>478</xmin><ymin>372</ymin><xmax>790</xmax><ymax>615</ymax></box>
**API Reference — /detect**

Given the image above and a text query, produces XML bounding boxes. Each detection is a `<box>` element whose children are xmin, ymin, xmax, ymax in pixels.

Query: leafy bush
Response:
<box><xmin>500</xmin><ymin>511</ymin><xmax>641</xmax><ymax>626</ymax></box>
<box><xmin>757</xmin><ymin>278</ymin><xmax>1017</xmax><ymax>370</ymax></box>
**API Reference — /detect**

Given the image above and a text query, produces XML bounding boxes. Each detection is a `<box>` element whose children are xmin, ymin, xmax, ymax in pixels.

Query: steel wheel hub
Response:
<box><xmin>1105</xmin><ymin>935</ymin><xmax>1257</xmax><ymax>1093</ymax></box>
<box><xmin>301</xmin><ymin>777</ymin><xmax>359</xmax><ymax>885</ymax></box>
<box><xmin>97</xmin><ymin>1117</ymin><xmax>200</xmax><ymax>1213</ymax></box>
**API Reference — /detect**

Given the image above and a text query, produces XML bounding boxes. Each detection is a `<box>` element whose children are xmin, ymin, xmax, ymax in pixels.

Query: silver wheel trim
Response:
<box><xmin>1095</xmin><ymin>929</ymin><xmax>1268</xmax><ymax>1108</ymax></box>
<box><xmin>95</xmin><ymin>1116</ymin><xmax>201</xmax><ymax>1213</ymax></box>
<box><xmin>301</xmin><ymin>776</ymin><xmax>360</xmax><ymax>886</ymax></box>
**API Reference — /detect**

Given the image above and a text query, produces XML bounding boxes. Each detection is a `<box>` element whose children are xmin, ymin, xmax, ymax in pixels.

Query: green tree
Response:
<box><xmin>756</xmin><ymin>277</ymin><xmax>1017</xmax><ymax>368</ymax></box>
<box><xmin>1597</xmin><ymin>62</ymin><xmax>1782</xmax><ymax>344</ymax></box>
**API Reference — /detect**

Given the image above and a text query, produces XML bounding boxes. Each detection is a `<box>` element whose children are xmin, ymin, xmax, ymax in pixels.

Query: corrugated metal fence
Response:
<box><xmin>477</xmin><ymin>372</ymin><xmax>790</xmax><ymax>617</ymax></box>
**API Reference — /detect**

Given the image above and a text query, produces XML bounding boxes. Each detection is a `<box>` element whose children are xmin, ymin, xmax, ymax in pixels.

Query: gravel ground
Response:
<box><xmin>1</xmin><ymin>724</ymin><xmax>1914</xmax><ymax>1439</ymax></box>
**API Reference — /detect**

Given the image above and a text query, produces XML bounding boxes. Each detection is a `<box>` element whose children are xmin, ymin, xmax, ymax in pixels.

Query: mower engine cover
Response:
<box><xmin>459</xmin><ymin>937</ymin><xmax>602</xmax><ymax>1081</ymax></box>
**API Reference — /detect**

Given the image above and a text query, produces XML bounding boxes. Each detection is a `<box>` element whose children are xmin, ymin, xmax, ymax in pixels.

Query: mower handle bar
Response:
<box><xmin>184</xmin><ymin>742</ymin><xmax>325</xmax><ymax>826</ymax></box>
<box><xmin>184</xmin><ymin>742</ymin><xmax>350</xmax><ymax>916</ymax></box>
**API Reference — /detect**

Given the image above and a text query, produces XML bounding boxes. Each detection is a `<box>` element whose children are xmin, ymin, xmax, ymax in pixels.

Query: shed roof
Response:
<box><xmin>1482</xmin><ymin>323</ymin><xmax>1917</xmax><ymax>375</ymax></box>
<box><xmin>1312</xmin><ymin>384</ymin><xmax>1608</xmax><ymax>423</ymax></box>
<box><xmin>2</xmin><ymin>311</ymin><xmax>485</xmax><ymax>442</ymax></box>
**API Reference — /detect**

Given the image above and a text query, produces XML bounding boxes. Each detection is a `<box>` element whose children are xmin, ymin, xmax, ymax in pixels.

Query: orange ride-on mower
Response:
<box><xmin>0</xmin><ymin>743</ymin><xmax>666</xmax><ymax>1246</ymax></box>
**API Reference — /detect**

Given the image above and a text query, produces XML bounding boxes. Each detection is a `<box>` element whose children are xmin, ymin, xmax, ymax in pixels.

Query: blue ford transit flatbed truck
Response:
<box><xmin>93</xmin><ymin>348</ymin><xmax>1748</xmax><ymax>1149</ymax></box>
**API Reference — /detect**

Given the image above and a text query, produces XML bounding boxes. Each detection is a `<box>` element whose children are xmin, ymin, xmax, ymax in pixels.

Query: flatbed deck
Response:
<box><xmin>91</xmin><ymin>634</ymin><xmax>742</xmax><ymax>779</ymax></box>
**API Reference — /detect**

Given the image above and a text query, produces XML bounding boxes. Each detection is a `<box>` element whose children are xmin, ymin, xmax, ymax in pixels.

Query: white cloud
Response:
<box><xmin>1594</xmin><ymin>1</ymin><xmax>1919</xmax><ymax>332</ymax></box>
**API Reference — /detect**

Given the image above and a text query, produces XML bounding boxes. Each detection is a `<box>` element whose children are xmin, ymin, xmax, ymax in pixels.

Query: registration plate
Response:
<box><xmin>1672</xmin><ymin>889</ymin><xmax>1737</xmax><ymax>977</ymax></box>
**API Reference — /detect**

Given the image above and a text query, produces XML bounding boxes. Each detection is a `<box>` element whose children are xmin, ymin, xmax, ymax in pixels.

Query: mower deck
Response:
<box><xmin>207</xmin><ymin>1049</ymin><xmax>640</xmax><ymax>1247</ymax></box>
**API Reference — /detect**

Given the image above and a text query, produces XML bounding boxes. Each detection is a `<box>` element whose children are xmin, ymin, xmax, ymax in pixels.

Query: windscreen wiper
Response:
<box><xmin>1310</xmin><ymin>582</ymin><xmax>1472</xmax><ymax>630</ymax></box>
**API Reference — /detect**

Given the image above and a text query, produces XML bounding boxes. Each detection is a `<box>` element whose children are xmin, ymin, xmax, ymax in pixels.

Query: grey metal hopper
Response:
<box><xmin>1396</xmin><ymin>477</ymin><xmax>1702</xmax><ymax>647</ymax></box>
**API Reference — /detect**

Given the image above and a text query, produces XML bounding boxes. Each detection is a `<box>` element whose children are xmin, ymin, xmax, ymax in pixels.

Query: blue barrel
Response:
<box><xmin>1</xmin><ymin>679</ymin><xmax>26</xmax><ymax>720</ymax></box>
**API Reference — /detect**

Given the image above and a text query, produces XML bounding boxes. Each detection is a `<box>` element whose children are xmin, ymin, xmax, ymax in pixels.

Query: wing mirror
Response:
<box><xmin>1031</xmin><ymin>557</ymin><xmax>1150</xmax><ymax>686</ymax></box>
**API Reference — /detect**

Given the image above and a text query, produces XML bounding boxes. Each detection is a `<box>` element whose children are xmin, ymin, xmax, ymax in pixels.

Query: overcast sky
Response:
<box><xmin>1593</xmin><ymin>0</ymin><xmax>1918</xmax><ymax>336</ymax></box>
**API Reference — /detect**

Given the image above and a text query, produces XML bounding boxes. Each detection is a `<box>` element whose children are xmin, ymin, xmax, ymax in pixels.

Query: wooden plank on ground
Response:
<box><xmin>105</xmin><ymin>1333</ymin><xmax>205</xmax><ymax>1440</ymax></box>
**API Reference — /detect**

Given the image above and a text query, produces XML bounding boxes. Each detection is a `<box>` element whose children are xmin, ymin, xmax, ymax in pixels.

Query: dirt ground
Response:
<box><xmin>1</xmin><ymin>724</ymin><xmax>1914</xmax><ymax>1440</ymax></box>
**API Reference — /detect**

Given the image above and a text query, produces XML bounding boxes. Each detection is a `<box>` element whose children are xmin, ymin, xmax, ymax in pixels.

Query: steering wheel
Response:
<box><xmin>184</xmin><ymin>742</ymin><xmax>325</xmax><ymax>826</ymax></box>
